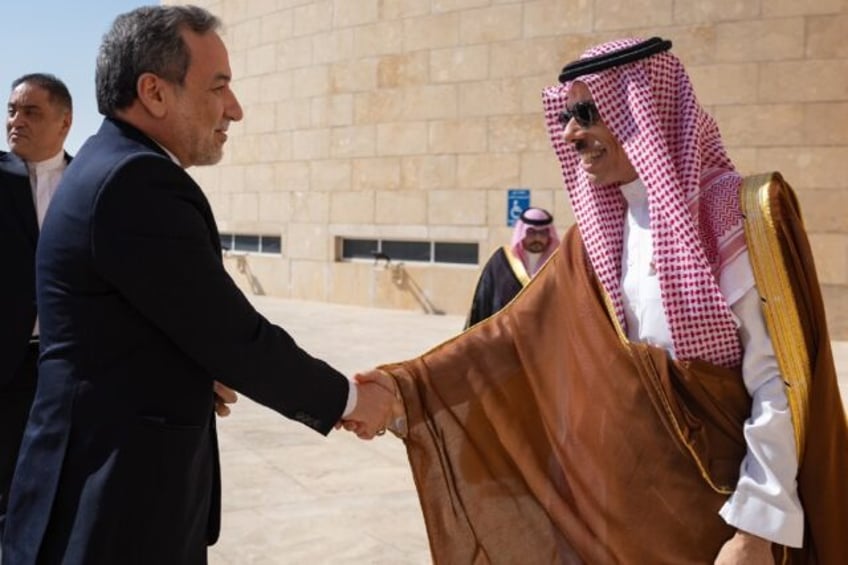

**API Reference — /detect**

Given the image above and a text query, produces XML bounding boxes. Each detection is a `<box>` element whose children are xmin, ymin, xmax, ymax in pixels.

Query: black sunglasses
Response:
<box><xmin>557</xmin><ymin>101</ymin><xmax>600</xmax><ymax>129</ymax></box>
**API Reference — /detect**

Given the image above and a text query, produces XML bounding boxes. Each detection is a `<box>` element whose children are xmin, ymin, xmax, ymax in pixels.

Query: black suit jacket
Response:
<box><xmin>0</xmin><ymin>149</ymin><xmax>73</xmax><ymax>543</ymax></box>
<box><xmin>0</xmin><ymin>149</ymin><xmax>72</xmax><ymax>383</ymax></box>
<box><xmin>3</xmin><ymin>119</ymin><xmax>350</xmax><ymax>565</ymax></box>
<box><xmin>0</xmin><ymin>150</ymin><xmax>37</xmax><ymax>541</ymax></box>
<box><xmin>0</xmin><ymin>150</ymin><xmax>38</xmax><ymax>385</ymax></box>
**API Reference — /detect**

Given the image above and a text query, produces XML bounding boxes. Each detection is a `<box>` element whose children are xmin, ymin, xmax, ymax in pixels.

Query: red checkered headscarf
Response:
<box><xmin>510</xmin><ymin>207</ymin><xmax>560</xmax><ymax>275</ymax></box>
<box><xmin>542</xmin><ymin>38</ymin><xmax>748</xmax><ymax>368</ymax></box>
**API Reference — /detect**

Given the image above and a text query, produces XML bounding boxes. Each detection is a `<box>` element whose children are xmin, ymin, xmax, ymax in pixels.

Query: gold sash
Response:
<box><xmin>501</xmin><ymin>245</ymin><xmax>531</xmax><ymax>287</ymax></box>
<box><xmin>740</xmin><ymin>172</ymin><xmax>811</xmax><ymax>459</ymax></box>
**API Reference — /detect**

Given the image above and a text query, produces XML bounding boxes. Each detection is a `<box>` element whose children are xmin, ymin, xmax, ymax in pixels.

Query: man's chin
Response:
<box><xmin>194</xmin><ymin>149</ymin><xmax>224</xmax><ymax>167</ymax></box>
<box><xmin>8</xmin><ymin>143</ymin><xmax>33</xmax><ymax>160</ymax></box>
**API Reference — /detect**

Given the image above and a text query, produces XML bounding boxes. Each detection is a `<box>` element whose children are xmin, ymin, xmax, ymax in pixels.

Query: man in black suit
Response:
<box><xmin>2</xmin><ymin>6</ymin><xmax>394</xmax><ymax>564</ymax></box>
<box><xmin>0</xmin><ymin>73</ymin><xmax>72</xmax><ymax>549</ymax></box>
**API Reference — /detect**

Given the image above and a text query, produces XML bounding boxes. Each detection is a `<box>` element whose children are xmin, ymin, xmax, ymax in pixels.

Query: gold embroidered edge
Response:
<box><xmin>598</xmin><ymin>284</ymin><xmax>733</xmax><ymax>493</ymax></box>
<box><xmin>502</xmin><ymin>245</ymin><xmax>532</xmax><ymax>287</ymax></box>
<box><xmin>740</xmin><ymin>172</ymin><xmax>809</xmax><ymax>460</ymax></box>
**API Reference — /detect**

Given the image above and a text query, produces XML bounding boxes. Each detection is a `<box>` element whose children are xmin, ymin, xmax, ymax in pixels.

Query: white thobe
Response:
<box><xmin>619</xmin><ymin>178</ymin><xmax>804</xmax><ymax>547</ymax></box>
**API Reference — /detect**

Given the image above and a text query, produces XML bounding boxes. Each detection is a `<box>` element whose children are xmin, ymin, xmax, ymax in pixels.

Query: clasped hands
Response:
<box><xmin>340</xmin><ymin>369</ymin><xmax>406</xmax><ymax>440</ymax></box>
<box><xmin>212</xmin><ymin>373</ymin><xmax>406</xmax><ymax>440</ymax></box>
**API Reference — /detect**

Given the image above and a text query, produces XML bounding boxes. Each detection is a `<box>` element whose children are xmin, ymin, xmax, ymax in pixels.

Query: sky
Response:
<box><xmin>2</xmin><ymin>1</ymin><xmax>153</xmax><ymax>153</ymax></box>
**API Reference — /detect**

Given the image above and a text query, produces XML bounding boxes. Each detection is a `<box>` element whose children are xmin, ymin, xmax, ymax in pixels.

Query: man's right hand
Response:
<box><xmin>358</xmin><ymin>369</ymin><xmax>407</xmax><ymax>437</ymax></box>
<box><xmin>714</xmin><ymin>530</ymin><xmax>774</xmax><ymax>565</ymax></box>
<box><xmin>342</xmin><ymin>376</ymin><xmax>395</xmax><ymax>439</ymax></box>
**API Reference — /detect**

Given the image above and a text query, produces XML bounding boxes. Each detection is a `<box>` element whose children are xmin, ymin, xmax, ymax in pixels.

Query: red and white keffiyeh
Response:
<box><xmin>542</xmin><ymin>38</ymin><xmax>749</xmax><ymax>368</ymax></box>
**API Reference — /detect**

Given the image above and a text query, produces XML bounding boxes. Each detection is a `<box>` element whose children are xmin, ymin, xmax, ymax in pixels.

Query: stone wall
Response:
<box><xmin>174</xmin><ymin>0</ymin><xmax>848</xmax><ymax>337</ymax></box>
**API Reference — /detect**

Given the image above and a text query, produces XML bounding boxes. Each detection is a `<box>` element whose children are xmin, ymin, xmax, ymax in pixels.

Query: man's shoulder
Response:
<box><xmin>71</xmin><ymin>125</ymin><xmax>176</xmax><ymax>185</ymax></box>
<box><xmin>78</xmin><ymin>118</ymin><xmax>168</xmax><ymax>165</ymax></box>
<box><xmin>479</xmin><ymin>246</ymin><xmax>510</xmax><ymax>272</ymax></box>
<box><xmin>0</xmin><ymin>150</ymin><xmax>26</xmax><ymax>177</ymax></box>
<box><xmin>481</xmin><ymin>245</ymin><xmax>504</xmax><ymax>260</ymax></box>
<box><xmin>0</xmin><ymin>149</ymin><xmax>19</xmax><ymax>166</ymax></box>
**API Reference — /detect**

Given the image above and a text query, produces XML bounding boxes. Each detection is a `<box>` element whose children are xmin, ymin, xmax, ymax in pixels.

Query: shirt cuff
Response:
<box><xmin>342</xmin><ymin>380</ymin><xmax>357</xmax><ymax>418</ymax></box>
<box><xmin>719</xmin><ymin>490</ymin><xmax>804</xmax><ymax>548</ymax></box>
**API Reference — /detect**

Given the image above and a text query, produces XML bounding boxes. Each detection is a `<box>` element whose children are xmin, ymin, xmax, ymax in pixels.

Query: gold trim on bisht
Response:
<box><xmin>502</xmin><ymin>245</ymin><xmax>532</xmax><ymax>287</ymax></box>
<box><xmin>601</xmin><ymin>288</ymin><xmax>629</xmax><ymax>345</ymax></box>
<box><xmin>740</xmin><ymin>172</ymin><xmax>810</xmax><ymax>460</ymax></box>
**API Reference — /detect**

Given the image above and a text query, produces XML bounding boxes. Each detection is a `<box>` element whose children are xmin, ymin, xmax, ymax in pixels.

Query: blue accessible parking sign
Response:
<box><xmin>506</xmin><ymin>189</ymin><xmax>530</xmax><ymax>227</ymax></box>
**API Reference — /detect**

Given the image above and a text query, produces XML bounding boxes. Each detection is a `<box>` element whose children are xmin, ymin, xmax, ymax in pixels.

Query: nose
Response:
<box><xmin>8</xmin><ymin>110</ymin><xmax>24</xmax><ymax>128</ymax></box>
<box><xmin>224</xmin><ymin>87</ymin><xmax>243</xmax><ymax>122</ymax></box>
<box><xmin>561</xmin><ymin>116</ymin><xmax>583</xmax><ymax>143</ymax></box>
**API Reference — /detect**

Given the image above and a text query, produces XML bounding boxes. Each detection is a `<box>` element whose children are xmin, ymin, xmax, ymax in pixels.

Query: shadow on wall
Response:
<box><xmin>372</xmin><ymin>252</ymin><xmax>444</xmax><ymax>315</ymax></box>
<box><xmin>225</xmin><ymin>250</ymin><xmax>265</xmax><ymax>296</ymax></box>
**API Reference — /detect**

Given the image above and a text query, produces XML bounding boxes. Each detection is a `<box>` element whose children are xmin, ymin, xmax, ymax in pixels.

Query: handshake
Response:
<box><xmin>212</xmin><ymin>372</ymin><xmax>407</xmax><ymax>440</ymax></box>
<box><xmin>339</xmin><ymin>369</ymin><xmax>407</xmax><ymax>440</ymax></box>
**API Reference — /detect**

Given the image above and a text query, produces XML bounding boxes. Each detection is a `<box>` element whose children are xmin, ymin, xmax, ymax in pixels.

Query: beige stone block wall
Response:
<box><xmin>429</xmin><ymin>266</ymin><xmax>482</xmax><ymax>315</ymax></box>
<box><xmin>429</xmin><ymin>119</ymin><xmax>488</xmax><ymax>153</ymax></box>
<box><xmin>224</xmin><ymin>254</ymin><xmax>291</xmax><ymax>297</ymax></box>
<box><xmin>688</xmin><ymin>64</ymin><xmax>759</xmax><ymax>105</ymax></box>
<box><xmin>673</xmin><ymin>0</ymin><xmax>759</xmax><ymax>24</ymax></box>
<box><xmin>810</xmin><ymin>234</ymin><xmax>848</xmax><ymax>286</ymax></box>
<box><xmin>376</xmin><ymin>122</ymin><xmax>429</xmax><ymax>155</ymax></box>
<box><xmin>375</xmin><ymin>191</ymin><xmax>428</xmax><ymax>224</ymax></box>
<box><xmin>456</xmin><ymin>154</ymin><xmax>520</xmax><ymax>189</ymax></box>
<box><xmin>287</xmin><ymin>223</ymin><xmax>331</xmax><ymax>261</ymax></box>
<box><xmin>429</xmin><ymin>190</ymin><xmax>487</xmax><ymax>225</ymax></box>
<box><xmin>289</xmin><ymin>259</ymin><xmax>328</xmax><ymax>301</ymax></box>
<box><xmin>352</xmin><ymin>157</ymin><xmax>401</xmax><ymax>191</ymax></box>
<box><xmin>401</xmin><ymin>155</ymin><xmax>457</xmax><ymax>189</ymax></box>
<box><xmin>328</xmin><ymin>261</ymin><xmax>376</xmax><ymax>306</ymax></box>
<box><xmin>183</xmin><ymin>0</ymin><xmax>848</xmax><ymax>338</ymax></box>
<box><xmin>330</xmin><ymin>191</ymin><xmax>375</xmax><ymax>224</ymax></box>
<box><xmin>460</xmin><ymin>4</ymin><xmax>522</xmax><ymax>44</ymax></box>
<box><xmin>309</xmin><ymin>159</ymin><xmax>351</xmax><ymax>191</ymax></box>
<box><xmin>823</xmin><ymin>285</ymin><xmax>848</xmax><ymax>338</ymax></box>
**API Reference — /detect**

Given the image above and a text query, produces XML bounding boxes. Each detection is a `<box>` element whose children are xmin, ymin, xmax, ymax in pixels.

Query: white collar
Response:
<box><xmin>27</xmin><ymin>149</ymin><xmax>66</xmax><ymax>175</ymax></box>
<box><xmin>619</xmin><ymin>177</ymin><xmax>647</xmax><ymax>207</ymax></box>
<box><xmin>154</xmin><ymin>142</ymin><xmax>182</xmax><ymax>166</ymax></box>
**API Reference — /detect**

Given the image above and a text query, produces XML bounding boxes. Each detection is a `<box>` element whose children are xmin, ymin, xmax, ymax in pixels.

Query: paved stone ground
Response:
<box><xmin>209</xmin><ymin>296</ymin><xmax>848</xmax><ymax>565</ymax></box>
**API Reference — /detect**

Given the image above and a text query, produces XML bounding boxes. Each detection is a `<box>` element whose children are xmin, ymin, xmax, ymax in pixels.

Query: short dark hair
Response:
<box><xmin>95</xmin><ymin>5</ymin><xmax>220</xmax><ymax>117</ymax></box>
<box><xmin>11</xmin><ymin>73</ymin><xmax>73</xmax><ymax>113</ymax></box>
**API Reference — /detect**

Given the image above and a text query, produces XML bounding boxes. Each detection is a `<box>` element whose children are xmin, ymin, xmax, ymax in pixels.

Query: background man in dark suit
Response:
<box><xmin>2</xmin><ymin>6</ymin><xmax>394</xmax><ymax>564</ymax></box>
<box><xmin>0</xmin><ymin>73</ymin><xmax>72</xmax><ymax>550</ymax></box>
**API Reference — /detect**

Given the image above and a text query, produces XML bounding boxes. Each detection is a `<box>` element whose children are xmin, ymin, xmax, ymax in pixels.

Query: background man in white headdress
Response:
<box><xmin>465</xmin><ymin>207</ymin><xmax>559</xmax><ymax>328</ymax></box>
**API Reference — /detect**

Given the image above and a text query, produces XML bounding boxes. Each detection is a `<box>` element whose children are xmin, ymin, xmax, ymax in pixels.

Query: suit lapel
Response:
<box><xmin>1</xmin><ymin>155</ymin><xmax>39</xmax><ymax>244</ymax></box>
<box><xmin>14</xmin><ymin>179</ymin><xmax>38</xmax><ymax>246</ymax></box>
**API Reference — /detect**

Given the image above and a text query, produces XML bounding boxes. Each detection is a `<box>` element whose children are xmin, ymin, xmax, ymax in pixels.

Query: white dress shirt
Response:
<box><xmin>28</xmin><ymin>149</ymin><xmax>67</xmax><ymax>229</ymax></box>
<box><xmin>619</xmin><ymin>178</ymin><xmax>804</xmax><ymax>547</ymax></box>
<box><xmin>28</xmin><ymin>149</ymin><xmax>68</xmax><ymax>336</ymax></box>
<box><xmin>524</xmin><ymin>251</ymin><xmax>542</xmax><ymax>276</ymax></box>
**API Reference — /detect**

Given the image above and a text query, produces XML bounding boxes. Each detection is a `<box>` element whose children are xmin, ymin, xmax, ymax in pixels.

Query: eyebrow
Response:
<box><xmin>7</xmin><ymin>103</ymin><xmax>42</xmax><ymax>111</ymax></box>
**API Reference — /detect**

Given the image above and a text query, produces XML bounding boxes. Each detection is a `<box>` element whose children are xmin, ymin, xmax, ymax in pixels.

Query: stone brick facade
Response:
<box><xmin>171</xmin><ymin>0</ymin><xmax>848</xmax><ymax>337</ymax></box>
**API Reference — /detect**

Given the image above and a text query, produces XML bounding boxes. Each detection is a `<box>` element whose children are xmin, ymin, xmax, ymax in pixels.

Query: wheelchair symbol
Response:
<box><xmin>509</xmin><ymin>200</ymin><xmax>524</xmax><ymax>222</ymax></box>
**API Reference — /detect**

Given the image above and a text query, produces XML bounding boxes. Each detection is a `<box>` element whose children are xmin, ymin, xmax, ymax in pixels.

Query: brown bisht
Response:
<box><xmin>381</xmin><ymin>174</ymin><xmax>848</xmax><ymax>564</ymax></box>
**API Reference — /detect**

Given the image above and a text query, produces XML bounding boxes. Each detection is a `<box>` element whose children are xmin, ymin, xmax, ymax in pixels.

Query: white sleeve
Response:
<box><xmin>718</xmin><ymin>287</ymin><xmax>804</xmax><ymax>547</ymax></box>
<box><xmin>342</xmin><ymin>379</ymin><xmax>357</xmax><ymax>418</ymax></box>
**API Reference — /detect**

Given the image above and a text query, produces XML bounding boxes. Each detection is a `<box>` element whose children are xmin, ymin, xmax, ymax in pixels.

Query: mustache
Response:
<box><xmin>573</xmin><ymin>139</ymin><xmax>588</xmax><ymax>152</ymax></box>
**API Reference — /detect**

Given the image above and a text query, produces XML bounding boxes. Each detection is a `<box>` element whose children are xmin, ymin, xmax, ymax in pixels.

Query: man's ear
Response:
<box><xmin>136</xmin><ymin>72</ymin><xmax>169</xmax><ymax>119</ymax></box>
<box><xmin>60</xmin><ymin>109</ymin><xmax>72</xmax><ymax>137</ymax></box>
